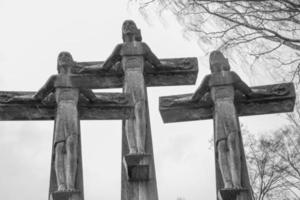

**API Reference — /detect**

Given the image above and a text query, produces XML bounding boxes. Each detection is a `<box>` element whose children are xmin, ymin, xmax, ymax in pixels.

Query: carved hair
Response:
<box><xmin>122</xmin><ymin>20</ymin><xmax>142</xmax><ymax>42</ymax></box>
<box><xmin>57</xmin><ymin>51</ymin><xmax>74</xmax><ymax>72</ymax></box>
<box><xmin>209</xmin><ymin>50</ymin><xmax>230</xmax><ymax>71</ymax></box>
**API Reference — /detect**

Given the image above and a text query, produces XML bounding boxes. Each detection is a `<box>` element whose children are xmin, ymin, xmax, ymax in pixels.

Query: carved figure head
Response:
<box><xmin>209</xmin><ymin>50</ymin><xmax>230</xmax><ymax>73</ymax></box>
<box><xmin>57</xmin><ymin>51</ymin><xmax>74</xmax><ymax>74</ymax></box>
<box><xmin>122</xmin><ymin>20</ymin><xmax>142</xmax><ymax>41</ymax></box>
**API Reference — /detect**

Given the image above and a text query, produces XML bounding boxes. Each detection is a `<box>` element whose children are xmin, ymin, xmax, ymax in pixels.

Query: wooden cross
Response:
<box><xmin>0</xmin><ymin>52</ymin><xmax>134</xmax><ymax>200</ymax></box>
<box><xmin>159</xmin><ymin>51</ymin><xmax>295</xmax><ymax>200</ymax></box>
<box><xmin>77</xmin><ymin>20</ymin><xmax>198</xmax><ymax>200</ymax></box>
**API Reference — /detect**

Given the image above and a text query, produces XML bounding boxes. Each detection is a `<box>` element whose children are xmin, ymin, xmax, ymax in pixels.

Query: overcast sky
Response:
<box><xmin>0</xmin><ymin>1</ymin><xmax>289</xmax><ymax>200</ymax></box>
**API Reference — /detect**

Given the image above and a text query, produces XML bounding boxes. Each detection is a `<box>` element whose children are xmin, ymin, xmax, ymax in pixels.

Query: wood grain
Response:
<box><xmin>76</xmin><ymin>57</ymin><xmax>198</xmax><ymax>88</ymax></box>
<box><xmin>0</xmin><ymin>92</ymin><xmax>133</xmax><ymax>120</ymax></box>
<box><xmin>159</xmin><ymin>83</ymin><xmax>295</xmax><ymax>123</ymax></box>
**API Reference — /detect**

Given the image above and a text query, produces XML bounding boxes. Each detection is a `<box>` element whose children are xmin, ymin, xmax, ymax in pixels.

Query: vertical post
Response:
<box><xmin>121</xmin><ymin>87</ymin><xmax>158</xmax><ymax>200</ymax></box>
<box><xmin>214</xmin><ymin>118</ymin><xmax>253</xmax><ymax>200</ymax></box>
<box><xmin>48</xmin><ymin>87</ymin><xmax>84</xmax><ymax>200</ymax></box>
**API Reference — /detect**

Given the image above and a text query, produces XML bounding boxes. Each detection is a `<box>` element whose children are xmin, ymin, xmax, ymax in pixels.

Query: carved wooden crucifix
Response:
<box><xmin>77</xmin><ymin>20</ymin><xmax>198</xmax><ymax>200</ymax></box>
<box><xmin>159</xmin><ymin>51</ymin><xmax>295</xmax><ymax>200</ymax></box>
<box><xmin>0</xmin><ymin>52</ymin><xmax>133</xmax><ymax>200</ymax></box>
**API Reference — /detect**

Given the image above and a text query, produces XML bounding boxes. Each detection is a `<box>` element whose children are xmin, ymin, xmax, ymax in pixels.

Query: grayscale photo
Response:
<box><xmin>0</xmin><ymin>1</ymin><xmax>299</xmax><ymax>200</ymax></box>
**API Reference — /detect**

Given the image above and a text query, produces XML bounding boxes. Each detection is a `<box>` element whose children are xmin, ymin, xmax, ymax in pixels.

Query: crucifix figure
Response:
<box><xmin>78</xmin><ymin>19</ymin><xmax>198</xmax><ymax>200</ymax></box>
<box><xmin>159</xmin><ymin>51</ymin><xmax>295</xmax><ymax>200</ymax></box>
<box><xmin>81</xmin><ymin>20</ymin><xmax>179</xmax><ymax>157</ymax></box>
<box><xmin>2</xmin><ymin>52</ymin><xmax>133</xmax><ymax>200</ymax></box>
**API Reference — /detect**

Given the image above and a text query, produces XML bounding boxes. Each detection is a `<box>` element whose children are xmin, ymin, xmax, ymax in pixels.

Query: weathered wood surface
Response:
<box><xmin>121</xmin><ymin>89</ymin><xmax>158</xmax><ymax>200</ymax></box>
<box><xmin>159</xmin><ymin>83</ymin><xmax>295</xmax><ymax>123</ymax></box>
<box><xmin>214</xmin><ymin>119</ymin><xmax>254</xmax><ymax>200</ymax></box>
<box><xmin>0</xmin><ymin>92</ymin><xmax>133</xmax><ymax>120</ymax></box>
<box><xmin>75</xmin><ymin>57</ymin><xmax>198</xmax><ymax>88</ymax></box>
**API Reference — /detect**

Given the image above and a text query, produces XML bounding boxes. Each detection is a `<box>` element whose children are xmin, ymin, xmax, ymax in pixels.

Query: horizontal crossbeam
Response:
<box><xmin>75</xmin><ymin>57</ymin><xmax>198</xmax><ymax>88</ymax></box>
<box><xmin>159</xmin><ymin>83</ymin><xmax>295</xmax><ymax>123</ymax></box>
<box><xmin>0</xmin><ymin>92</ymin><xmax>133</xmax><ymax>120</ymax></box>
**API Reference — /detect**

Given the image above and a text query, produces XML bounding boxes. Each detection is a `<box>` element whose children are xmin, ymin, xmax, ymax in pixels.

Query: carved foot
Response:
<box><xmin>223</xmin><ymin>182</ymin><xmax>234</xmax><ymax>189</ymax></box>
<box><xmin>219</xmin><ymin>188</ymin><xmax>248</xmax><ymax>200</ymax></box>
<box><xmin>51</xmin><ymin>189</ymin><xmax>80</xmax><ymax>200</ymax></box>
<box><xmin>124</xmin><ymin>153</ymin><xmax>151</xmax><ymax>182</ymax></box>
<box><xmin>57</xmin><ymin>184</ymin><xmax>67</xmax><ymax>192</ymax></box>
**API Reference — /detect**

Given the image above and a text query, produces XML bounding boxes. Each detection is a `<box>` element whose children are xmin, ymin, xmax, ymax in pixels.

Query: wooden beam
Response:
<box><xmin>159</xmin><ymin>83</ymin><xmax>295</xmax><ymax>123</ymax></box>
<box><xmin>75</xmin><ymin>57</ymin><xmax>198</xmax><ymax>88</ymax></box>
<box><xmin>0</xmin><ymin>92</ymin><xmax>133</xmax><ymax>120</ymax></box>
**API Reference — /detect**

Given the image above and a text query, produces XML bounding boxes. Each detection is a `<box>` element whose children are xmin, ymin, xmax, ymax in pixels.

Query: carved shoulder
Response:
<box><xmin>102</xmin><ymin>44</ymin><xmax>122</xmax><ymax>70</ymax></box>
<box><xmin>230</xmin><ymin>71</ymin><xmax>253</xmax><ymax>96</ymax></box>
<box><xmin>192</xmin><ymin>74</ymin><xmax>211</xmax><ymax>101</ymax></box>
<box><xmin>141</xmin><ymin>42</ymin><xmax>161</xmax><ymax>67</ymax></box>
<box><xmin>49</xmin><ymin>74</ymin><xmax>58</xmax><ymax>82</ymax></box>
<box><xmin>34</xmin><ymin>74</ymin><xmax>57</xmax><ymax>100</ymax></box>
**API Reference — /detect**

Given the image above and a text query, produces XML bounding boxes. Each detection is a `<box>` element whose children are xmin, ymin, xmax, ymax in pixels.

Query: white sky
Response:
<box><xmin>0</xmin><ymin>1</ymin><xmax>289</xmax><ymax>200</ymax></box>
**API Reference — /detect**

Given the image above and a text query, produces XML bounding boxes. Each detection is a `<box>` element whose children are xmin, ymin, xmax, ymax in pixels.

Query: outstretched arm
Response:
<box><xmin>102</xmin><ymin>44</ymin><xmax>122</xmax><ymax>71</ymax></box>
<box><xmin>143</xmin><ymin>43</ymin><xmax>191</xmax><ymax>70</ymax></box>
<box><xmin>232</xmin><ymin>72</ymin><xmax>252</xmax><ymax>97</ymax></box>
<box><xmin>80</xmin><ymin>89</ymin><xmax>97</xmax><ymax>102</ymax></box>
<box><xmin>79</xmin><ymin>44</ymin><xmax>122</xmax><ymax>73</ymax></box>
<box><xmin>33</xmin><ymin>75</ymin><xmax>56</xmax><ymax>101</ymax></box>
<box><xmin>143</xmin><ymin>43</ymin><xmax>163</xmax><ymax>68</ymax></box>
<box><xmin>232</xmin><ymin>72</ymin><xmax>271</xmax><ymax>98</ymax></box>
<box><xmin>191</xmin><ymin>75</ymin><xmax>210</xmax><ymax>101</ymax></box>
<box><xmin>6</xmin><ymin>75</ymin><xmax>56</xmax><ymax>103</ymax></box>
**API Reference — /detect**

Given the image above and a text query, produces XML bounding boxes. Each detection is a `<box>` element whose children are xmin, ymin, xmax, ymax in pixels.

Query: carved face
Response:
<box><xmin>57</xmin><ymin>51</ymin><xmax>74</xmax><ymax>73</ymax></box>
<box><xmin>209</xmin><ymin>51</ymin><xmax>230</xmax><ymax>73</ymax></box>
<box><xmin>122</xmin><ymin>20</ymin><xmax>138</xmax><ymax>36</ymax></box>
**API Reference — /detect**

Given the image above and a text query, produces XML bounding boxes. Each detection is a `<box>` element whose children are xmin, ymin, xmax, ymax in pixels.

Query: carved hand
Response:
<box><xmin>157</xmin><ymin>60</ymin><xmax>191</xmax><ymax>70</ymax></box>
<box><xmin>247</xmin><ymin>88</ymin><xmax>273</xmax><ymax>99</ymax></box>
<box><xmin>270</xmin><ymin>84</ymin><xmax>289</xmax><ymax>96</ymax></box>
<box><xmin>164</xmin><ymin>96</ymin><xmax>193</xmax><ymax>107</ymax></box>
<box><xmin>78</xmin><ymin>64</ymin><xmax>103</xmax><ymax>73</ymax></box>
<box><xmin>5</xmin><ymin>95</ymin><xmax>38</xmax><ymax>103</ymax></box>
<box><xmin>94</xmin><ymin>95</ymin><xmax>128</xmax><ymax>104</ymax></box>
<box><xmin>179</xmin><ymin>59</ymin><xmax>193</xmax><ymax>69</ymax></box>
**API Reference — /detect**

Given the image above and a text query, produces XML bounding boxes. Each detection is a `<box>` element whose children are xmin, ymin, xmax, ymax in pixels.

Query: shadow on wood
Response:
<box><xmin>124</xmin><ymin>154</ymin><xmax>151</xmax><ymax>182</ymax></box>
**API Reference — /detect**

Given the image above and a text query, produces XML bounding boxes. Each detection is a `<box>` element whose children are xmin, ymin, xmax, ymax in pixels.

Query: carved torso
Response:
<box><xmin>120</xmin><ymin>41</ymin><xmax>145</xmax><ymax>73</ymax></box>
<box><xmin>54</xmin><ymin>75</ymin><xmax>79</xmax><ymax>144</ymax></box>
<box><xmin>120</xmin><ymin>41</ymin><xmax>146</xmax><ymax>102</ymax></box>
<box><xmin>55</xmin><ymin>88</ymin><xmax>79</xmax><ymax>104</ymax></box>
<box><xmin>54</xmin><ymin>75</ymin><xmax>79</xmax><ymax>104</ymax></box>
<box><xmin>210</xmin><ymin>71</ymin><xmax>235</xmax><ymax>102</ymax></box>
<box><xmin>209</xmin><ymin>71</ymin><xmax>239</xmax><ymax>143</ymax></box>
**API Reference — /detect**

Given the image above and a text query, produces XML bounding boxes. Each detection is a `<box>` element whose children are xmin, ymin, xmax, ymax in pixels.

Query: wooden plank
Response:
<box><xmin>48</xmin><ymin>87</ymin><xmax>84</xmax><ymax>200</ymax></box>
<box><xmin>75</xmin><ymin>57</ymin><xmax>198</xmax><ymax>88</ymax></box>
<box><xmin>159</xmin><ymin>83</ymin><xmax>295</xmax><ymax>123</ymax></box>
<box><xmin>0</xmin><ymin>92</ymin><xmax>133</xmax><ymax>120</ymax></box>
<box><xmin>121</xmin><ymin>89</ymin><xmax>158</xmax><ymax>200</ymax></box>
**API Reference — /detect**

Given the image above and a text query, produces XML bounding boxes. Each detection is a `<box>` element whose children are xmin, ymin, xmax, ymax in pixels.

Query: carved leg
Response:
<box><xmin>124</xmin><ymin>100</ymin><xmax>150</xmax><ymax>181</ymax></box>
<box><xmin>55</xmin><ymin>143</ymin><xmax>67</xmax><ymax>191</ymax></box>
<box><xmin>217</xmin><ymin>140</ymin><xmax>233</xmax><ymax>189</ymax></box>
<box><xmin>65</xmin><ymin>134</ymin><xmax>78</xmax><ymax>191</ymax></box>
<box><xmin>125</xmin><ymin>119</ymin><xmax>138</xmax><ymax>154</ymax></box>
<box><xmin>227</xmin><ymin>132</ymin><xmax>242</xmax><ymax>189</ymax></box>
<box><xmin>135</xmin><ymin>100</ymin><xmax>147</xmax><ymax>153</ymax></box>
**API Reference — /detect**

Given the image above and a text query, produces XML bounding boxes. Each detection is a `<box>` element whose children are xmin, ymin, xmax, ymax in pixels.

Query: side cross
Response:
<box><xmin>0</xmin><ymin>52</ymin><xmax>133</xmax><ymax>200</ymax></box>
<box><xmin>159</xmin><ymin>51</ymin><xmax>295</xmax><ymax>200</ymax></box>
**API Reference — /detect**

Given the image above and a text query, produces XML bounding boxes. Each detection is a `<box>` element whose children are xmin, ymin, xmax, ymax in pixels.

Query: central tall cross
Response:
<box><xmin>78</xmin><ymin>20</ymin><xmax>198</xmax><ymax>200</ymax></box>
<box><xmin>159</xmin><ymin>51</ymin><xmax>295</xmax><ymax>200</ymax></box>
